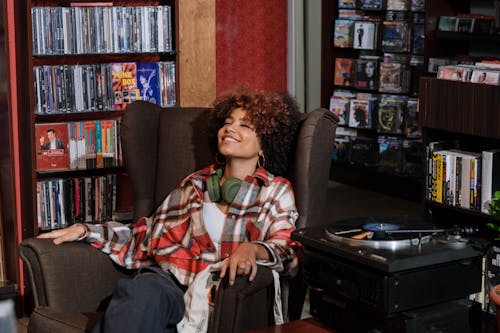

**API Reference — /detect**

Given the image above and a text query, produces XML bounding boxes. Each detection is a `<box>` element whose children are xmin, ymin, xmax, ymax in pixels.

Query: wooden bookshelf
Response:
<box><xmin>0</xmin><ymin>0</ymin><xmax>180</xmax><ymax>314</ymax></box>
<box><xmin>418</xmin><ymin>0</ymin><xmax>500</xmax><ymax>237</ymax></box>
<box><xmin>320</xmin><ymin>0</ymin><xmax>425</xmax><ymax>201</ymax></box>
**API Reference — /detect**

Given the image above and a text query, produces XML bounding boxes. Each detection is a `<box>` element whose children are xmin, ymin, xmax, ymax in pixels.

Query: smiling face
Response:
<box><xmin>217</xmin><ymin>108</ymin><xmax>262</xmax><ymax>164</ymax></box>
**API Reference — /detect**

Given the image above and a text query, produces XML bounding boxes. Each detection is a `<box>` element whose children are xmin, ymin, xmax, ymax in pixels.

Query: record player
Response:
<box><xmin>292</xmin><ymin>216</ymin><xmax>486</xmax><ymax>333</ymax></box>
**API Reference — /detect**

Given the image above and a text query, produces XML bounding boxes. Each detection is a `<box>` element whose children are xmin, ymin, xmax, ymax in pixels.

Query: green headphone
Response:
<box><xmin>206</xmin><ymin>168</ymin><xmax>242</xmax><ymax>203</ymax></box>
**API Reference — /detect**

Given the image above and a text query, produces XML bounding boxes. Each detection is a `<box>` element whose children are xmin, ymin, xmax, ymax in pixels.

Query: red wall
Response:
<box><xmin>216</xmin><ymin>0</ymin><xmax>288</xmax><ymax>94</ymax></box>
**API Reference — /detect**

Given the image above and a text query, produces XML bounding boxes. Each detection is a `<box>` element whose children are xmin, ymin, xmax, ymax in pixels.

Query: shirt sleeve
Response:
<box><xmin>254</xmin><ymin>180</ymin><xmax>300</xmax><ymax>277</ymax></box>
<box><xmin>82</xmin><ymin>217</ymin><xmax>155</xmax><ymax>269</ymax></box>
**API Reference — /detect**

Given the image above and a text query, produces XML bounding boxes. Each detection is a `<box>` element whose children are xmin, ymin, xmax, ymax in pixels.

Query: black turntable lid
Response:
<box><xmin>292</xmin><ymin>216</ymin><xmax>484</xmax><ymax>273</ymax></box>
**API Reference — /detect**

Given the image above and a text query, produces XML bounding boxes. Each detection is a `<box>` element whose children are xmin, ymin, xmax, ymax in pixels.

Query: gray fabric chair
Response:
<box><xmin>19</xmin><ymin>100</ymin><xmax>338</xmax><ymax>333</ymax></box>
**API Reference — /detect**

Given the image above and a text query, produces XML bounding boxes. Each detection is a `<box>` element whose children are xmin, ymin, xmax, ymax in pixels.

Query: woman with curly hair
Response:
<box><xmin>39</xmin><ymin>86</ymin><xmax>302</xmax><ymax>333</ymax></box>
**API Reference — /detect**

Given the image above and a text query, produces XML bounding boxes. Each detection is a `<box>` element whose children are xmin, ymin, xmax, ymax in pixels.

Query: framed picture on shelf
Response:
<box><xmin>35</xmin><ymin>123</ymin><xmax>70</xmax><ymax>171</ymax></box>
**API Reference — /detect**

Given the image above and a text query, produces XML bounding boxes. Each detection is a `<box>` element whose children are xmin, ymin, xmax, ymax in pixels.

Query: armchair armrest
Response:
<box><xmin>209</xmin><ymin>266</ymin><xmax>275</xmax><ymax>333</ymax></box>
<box><xmin>19</xmin><ymin>238</ymin><xmax>130</xmax><ymax>313</ymax></box>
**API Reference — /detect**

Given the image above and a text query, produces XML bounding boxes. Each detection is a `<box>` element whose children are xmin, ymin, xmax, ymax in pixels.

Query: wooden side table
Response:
<box><xmin>245</xmin><ymin>318</ymin><xmax>338</xmax><ymax>333</ymax></box>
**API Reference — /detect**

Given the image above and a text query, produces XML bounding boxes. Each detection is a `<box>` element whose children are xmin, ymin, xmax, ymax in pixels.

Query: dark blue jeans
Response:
<box><xmin>92</xmin><ymin>266</ymin><xmax>185</xmax><ymax>333</ymax></box>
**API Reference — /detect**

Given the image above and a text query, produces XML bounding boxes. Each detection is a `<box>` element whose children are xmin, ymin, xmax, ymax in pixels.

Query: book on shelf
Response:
<box><xmin>82</xmin><ymin>121</ymin><xmax>97</xmax><ymax>169</ymax></box>
<box><xmin>35</xmin><ymin>123</ymin><xmax>70</xmax><ymax>171</ymax></box>
<box><xmin>334</xmin><ymin>19</ymin><xmax>356</xmax><ymax>48</ymax></box>
<box><xmin>334</xmin><ymin>58</ymin><xmax>355</xmax><ymax>87</ymax></box>
<box><xmin>451</xmin><ymin>150</ymin><xmax>474</xmax><ymax>209</ymax></box>
<box><xmin>348</xmin><ymin>98</ymin><xmax>376</xmax><ymax>129</ymax></box>
<box><xmin>349</xmin><ymin>136</ymin><xmax>379</xmax><ymax>167</ymax></box>
<box><xmin>378</xmin><ymin>136</ymin><xmax>404</xmax><ymax>174</ymax></box>
<box><xmin>381</xmin><ymin>21</ymin><xmax>410</xmax><ymax>53</ymax></box>
<box><xmin>472</xmin><ymin>17</ymin><xmax>494</xmax><ymax>34</ymax></box>
<box><xmin>437</xmin><ymin>16</ymin><xmax>458</xmax><ymax>32</ymax></box>
<box><xmin>425</xmin><ymin>140</ymin><xmax>459</xmax><ymax>201</ymax></box>
<box><xmin>456</xmin><ymin>17</ymin><xmax>474</xmax><ymax>33</ymax></box>
<box><xmin>112</xmin><ymin>62</ymin><xmax>140</xmax><ymax>110</ymax></box>
<box><xmin>403</xmin><ymin>98</ymin><xmax>421</xmax><ymax>138</ymax></box>
<box><xmin>100</xmin><ymin>119</ymin><xmax>119</xmax><ymax>168</ymax></box>
<box><xmin>137</xmin><ymin>62</ymin><xmax>161</xmax><ymax>105</ymax></box>
<box><xmin>427</xmin><ymin>147</ymin><xmax>482</xmax><ymax>209</ymax></box>
<box><xmin>159</xmin><ymin>61</ymin><xmax>177</xmax><ymax>107</ymax></box>
<box><xmin>411</xmin><ymin>24</ymin><xmax>425</xmax><ymax>55</ymax></box>
<box><xmin>410</xmin><ymin>0</ymin><xmax>424</xmax><ymax>12</ymax></box>
<box><xmin>387</xmin><ymin>0</ymin><xmax>409</xmax><ymax>11</ymax></box>
<box><xmin>481</xmin><ymin>149</ymin><xmax>500</xmax><ymax>214</ymax></box>
<box><xmin>470</xmin><ymin>69</ymin><xmax>500</xmax><ymax>85</ymax></box>
<box><xmin>329</xmin><ymin>96</ymin><xmax>351</xmax><ymax>126</ymax></box>
<box><xmin>353</xmin><ymin>21</ymin><xmax>379</xmax><ymax>50</ymax></box>
<box><xmin>338</xmin><ymin>0</ymin><xmax>359</xmax><ymax>9</ymax></box>
<box><xmin>355</xmin><ymin>58</ymin><xmax>379</xmax><ymax>90</ymax></box>
<box><xmin>378</xmin><ymin>61</ymin><xmax>410</xmax><ymax>93</ymax></box>
<box><xmin>377</xmin><ymin>95</ymin><xmax>405</xmax><ymax>134</ymax></box>
<box><xmin>333</xmin><ymin>127</ymin><xmax>358</xmax><ymax>164</ymax></box>
<box><xmin>359</xmin><ymin>0</ymin><xmax>386</xmax><ymax>10</ymax></box>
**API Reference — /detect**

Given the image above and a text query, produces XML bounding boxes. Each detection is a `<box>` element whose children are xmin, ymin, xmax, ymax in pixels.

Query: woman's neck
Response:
<box><xmin>223</xmin><ymin>159</ymin><xmax>257</xmax><ymax>181</ymax></box>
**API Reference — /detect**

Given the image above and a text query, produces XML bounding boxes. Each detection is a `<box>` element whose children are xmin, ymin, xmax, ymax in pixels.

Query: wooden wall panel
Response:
<box><xmin>178</xmin><ymin>0</ymin><xmax>216</xmax><ymax>107</ymax></box>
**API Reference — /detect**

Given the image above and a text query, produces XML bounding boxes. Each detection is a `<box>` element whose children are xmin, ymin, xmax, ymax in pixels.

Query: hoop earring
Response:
<box><xmin>257</xmin><ymin>154</ymin><xmax>266</xmax><ymax>168</ymax></box>
<box><xmin>215</xmin><ymin>152</ymin><xmax>226</xmax><ymax>165</ymax></box>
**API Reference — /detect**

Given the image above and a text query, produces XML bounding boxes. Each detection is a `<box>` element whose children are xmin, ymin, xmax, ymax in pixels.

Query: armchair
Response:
<box><xmin>20</xmin><ymin>100</ymin><xmax>338</xmax><ymax>332</ymax></box>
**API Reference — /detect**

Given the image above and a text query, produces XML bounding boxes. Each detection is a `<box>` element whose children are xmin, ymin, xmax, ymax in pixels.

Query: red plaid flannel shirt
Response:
<box><xmin>83</xmin><ymin>165</ymin><xmax>300</xmax><ymax>286</ymax></box>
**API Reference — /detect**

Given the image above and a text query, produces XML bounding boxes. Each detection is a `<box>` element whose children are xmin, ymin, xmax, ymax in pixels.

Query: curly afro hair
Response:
<box><xmin>208</xmin><ymin>86</ymin><xmax>300</xmax><ymax>177</ymax></box>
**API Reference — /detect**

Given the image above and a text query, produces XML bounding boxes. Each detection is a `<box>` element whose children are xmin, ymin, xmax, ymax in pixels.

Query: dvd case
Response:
<box><xmin>379</xmin><ymin>62</ymin><xmax>410</xmax><ymax>93</ymax></box>
<box><xmin>329</xmin><ymin>95</ymin><xmax>351</xmax><ymax>125</ymax></box>
<box><xmin>355</xmin><ymin>59</ymin><xmax>379</xmax><ymax>90</ymax></box>
<box><xmin>377</xmin><ymin>96</ymin><xmax>405</xmax><ymax>134</ymax></box>
<box><xmin>438</xmin><ymin>16</ymin><xmax>458</xmax><ymax>32</ymax></box>
<box><xmin>334</xmin><ymin>58</ymin><xmax>355</xmax><ymax>86</ymax></box>
<box><xmin>353</xmin><ymin>21</ymin><xmax>378</xmax><ymax>50</ymax></box>
<box><xmin>382</xmin><ymin>21</ymin><xmax>410</xmax><ymax>53</ymax></box>
<box><xmin>360</xmin><ymin>0</ymin><xmax>386</xmax><ymax>10</ymax></box>
<box><xmin>456</xmin><ymin>17</ymin><xmax>474</xmax><ymax>33</ymax></box>
<box><xmin>349</xmin><ymin>98</ymin><xmax>375</xmax><ymax>128</ymax></box>
<box><xmin>334</xmin><ymin>19</ymin><xmax>355</xmax><ymax>48</ymax></box>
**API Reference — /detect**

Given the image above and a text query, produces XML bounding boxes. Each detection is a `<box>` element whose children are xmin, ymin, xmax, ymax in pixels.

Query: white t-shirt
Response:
<box><xmin>202</xmin><ymin>201</ymin><xmax>226</xmax><ymax>252</ymax></box>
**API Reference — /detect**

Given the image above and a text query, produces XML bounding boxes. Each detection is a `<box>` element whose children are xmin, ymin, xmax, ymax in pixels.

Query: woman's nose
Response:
<box><xmin>226</xmin><ymin>124</ymin><xmax>236</xmax><ymax>133</ymax></box>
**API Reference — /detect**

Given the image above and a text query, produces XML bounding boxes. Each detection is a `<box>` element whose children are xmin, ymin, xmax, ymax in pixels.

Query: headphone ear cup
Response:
<box><xmin>207</xmin><ymin>174</ymin><xmax>221</xmax><ymax>202</ymax></box>
<box><xmin>221</xmin><ymin>178</ymin><xmax>242</xmax><ymax>203</ymax></box>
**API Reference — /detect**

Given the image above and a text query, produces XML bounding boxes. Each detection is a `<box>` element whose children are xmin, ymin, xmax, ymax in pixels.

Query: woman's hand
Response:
<box><xmin>37</xmin><ymin>224</ymin><xmax>86</xmax><ymax>245</ymax></box>
<box><xmin>219</xmin><ymin>242</ymin><xmax>269</xmax><ymax>286</ymax></box>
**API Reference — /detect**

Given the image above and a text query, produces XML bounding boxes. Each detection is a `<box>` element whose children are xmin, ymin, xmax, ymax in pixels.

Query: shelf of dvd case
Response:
<box><xmin>33</xmin><ymin>61</ymin><xmax>177</xmax><ymax>114</ymax></box>
<box><xmin>36</xmin><ymin>174</ymin><xmax>119</xmax><ymax>230</ymax></box>
<box><xmin>435</xmin><ymin>31</ymin><xmax>500</xmax><ymax>43</ymax></box>
<box><xmin>31</xmin><ymin>5</ymin><xmax>174</xmax><ymax>56</ymax></box>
